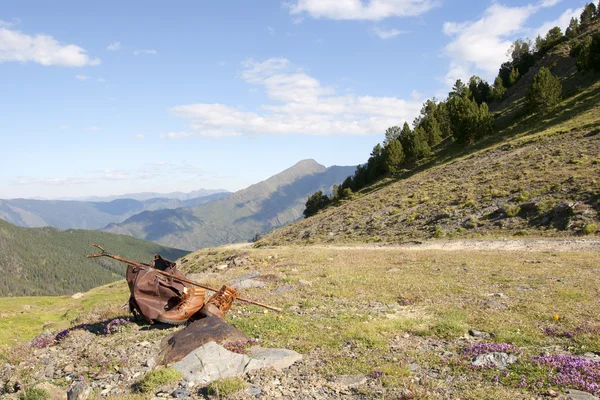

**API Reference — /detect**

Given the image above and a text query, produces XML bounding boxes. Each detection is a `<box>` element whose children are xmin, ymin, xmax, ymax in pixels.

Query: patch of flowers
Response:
<box><xmin>370</xmin><ymin>370</ymin><xmax>385</xmax><ymax>379</ymax></box>
<box><xmin>543</xmin><ymin>325</ymin><xmax>600</xmax><ymax>339</ymax></box>
<box><xmin>103</xmin><ymin>318</ymin><xmax>130</xmax><ymax>335</ymax></box>
<box><xmin>30</xmin><ymin>333</ymin><xmax>56</xmax><ymax>349</ymax></box>
<box><xmin>462</xmin><ymin>343</ymin><xmax>521</xmax><ymax>357</ymax></box>
<box><xmin>531</xmin><ymin>355</ymin><xmax>600</xmax><ymax>395</ymax></box>
<box><xmin>223</xmin><ymin>339</ymin><xmax>260</xmax><ymax>354</ymax></box>
<box><xmin>55</xmin><ymin>323</ymin><xmax>91</xmax><ymax>342</ymax></box>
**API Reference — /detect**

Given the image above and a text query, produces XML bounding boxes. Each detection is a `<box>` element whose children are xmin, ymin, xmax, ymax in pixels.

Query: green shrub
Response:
<box><xmin>138</xmin><ymin>368</ymin><xmax>182</xmax><ymax>393</ymax></box>
<box><xmin>582</xmin><ymin>223</ymin><xmax>598</xmax><ymax>235</ymax></box>
<box><xmin>526</xmin><ymin>67</ymin><xmax>562</xmax><ymax>113</ymax></box>
<box><xmin>506</xmin><ymin>206</ymin><xmax>521</xmax><ymax>217</ymax></box>
<box><xmin>19</xmin><ymin>386</ymin><xmax>49</xmax><ymax>400</ymax></box>
<box><xmin>206</xmin><ymin>377</ymin><xmax>247</xmax><ymax>397</ymax></box>
<box><xmin>433</xmin><ymin>226</ymin><xmax>445</xmax><ymax>238</ymax></box>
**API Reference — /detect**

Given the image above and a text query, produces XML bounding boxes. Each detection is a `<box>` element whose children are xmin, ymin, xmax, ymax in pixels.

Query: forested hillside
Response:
<box><xmin>0</xmin><ymin>220</ymin><xmax>188</xmax><ymax>296</ymax></box>
<box><xmin>262</xmin><ymin>5</ymin><xmax>600</xmax><ymax>246</ymax></box>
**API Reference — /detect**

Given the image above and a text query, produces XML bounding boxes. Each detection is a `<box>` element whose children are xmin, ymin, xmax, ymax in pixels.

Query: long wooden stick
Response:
<box><xmin>87</xmin><ymin>244</ymin><xmax>282</xmax><ymax>312</ymax></box>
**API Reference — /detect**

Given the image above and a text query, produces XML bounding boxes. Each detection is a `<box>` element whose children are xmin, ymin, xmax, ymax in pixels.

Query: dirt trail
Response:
<box><xmin>311</xmin><ymin>238</ymin><xmax>600</xmax><ymax>252</ymax></box>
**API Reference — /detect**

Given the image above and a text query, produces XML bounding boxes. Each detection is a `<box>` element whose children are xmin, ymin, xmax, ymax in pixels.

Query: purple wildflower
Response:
<box><xmin>370</xmin><ymin>370</ymin><xmax>385</xmax><ymax>379</ymax></box>
<box><xmin>55</xmin><ymin>323</ymin><xmax>91</xmax><ymax>342</ymax></box>
<box><xmin>30</xmin><ymin>333</ymin><xmax>56</xmax><ymax>349</ymax></box>
<box><xmin>224</xmin><ymin>339</ymin><xmax>260</xmax><ymax>354</ymax></box>
<box><xmin>103</xmin><ymin>318</ymin><xmax>130</xmax><ymax>335</ymax></box>
<box><xmin>531</xmin><ymin>355</ymin><xmax>600</xmax><ymax>395</ymax></box>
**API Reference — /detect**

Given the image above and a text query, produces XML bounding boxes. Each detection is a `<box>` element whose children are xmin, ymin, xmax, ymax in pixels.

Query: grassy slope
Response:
<box><xmin>259</xmin><ymin>77</ymin><xmax>600</xmax><ymax>247</ymax></box>
<box><xmin>103</xmin><ymin>160</ymin><xmax>355</xmax><ymax>250</ymax></box>
<box><xmin>0</xmin><ymin>220</ymin><xmax>189</xmax><ymax>296</ymax></box>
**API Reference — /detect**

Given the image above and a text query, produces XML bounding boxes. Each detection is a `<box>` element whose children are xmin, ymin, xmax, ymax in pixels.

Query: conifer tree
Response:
<box><xmin>509</xmin><ymin>67</ymin><xmax>520</xmax><ymax>86</ymax></box>
<box><xmin>526</xmin><ymin>67</ymin><xmax>562</xmax><ymax>113</ymax></box>
<box><xmin>565</xmin><ymin>17</ymin><xmax>580</xmax><ymax>38</ymax></box>
<box><xmin>383</xmin><ymin>140</ymin><xmax>405</xmax><ymax>174</ymax></box>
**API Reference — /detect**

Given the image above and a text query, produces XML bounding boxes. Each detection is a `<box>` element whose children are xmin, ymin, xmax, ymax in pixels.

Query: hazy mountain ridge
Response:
<box><xmin>0</xmin><ymin>192</ymin><xmax>230</xmax><ymax>230</ymax></box>
<box><xmin>43</xmin><ymin>188</ymin><xmax>229</xmax><ymax>202</ymax></box>
<box><xmin>103</xmin><ymin>160</ymin><xmax>355</xmax><ymax>250</ymax></box>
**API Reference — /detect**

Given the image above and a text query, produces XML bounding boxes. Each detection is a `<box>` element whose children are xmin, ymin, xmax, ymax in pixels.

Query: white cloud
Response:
<box><xmin>106</xmin><ymin>41</ymin><xmax>120</xmax><ymax>51</ymax></box>
<box><xmin>372</xmin><ymin>26</ymin><xmax>407</xmax><ymax>39</ymax></box>
<box><xmin>59</xmin><ymin>124</ymin><xmax>69</xmax><ymax>129</ymax></box>
<box><xmin>167</xmin><ymin>58</ymin><xmax>422</xmax><ymax>138</ymax></box>
<box><xmin>133</xmin><ymin>49</ymin><xmax>157</xmax><ymax>55</ymax></box>
<box><xmin>86</xmin><ymin>126</ymin><xmax>100</xmax><ymax>132</ymax></box>
<box><xmin>75</xmin><ymin>74</ymin><xmax>89</xmax><ymax>80</ymax></box>
<box><xmin>267</xmin><ymin>26</ymin><xmax>275</xmax><ymax>36</ymax></box>
<box><xmin>441</xmin><ymin>0</ymin><xmax>562</xmax><ymax>86</ymax></box>
<box><xmin>0</xmin><ymin>26</ymin><xmax>100</xmax><ymax>67</ymax></box>
<box><xmin>96</xmin><ymin>77</ymin><xmax>106</xmax><ymax>83</ymax></box>
<box><xmin>286</xmin><ymin>0</ymin><xmax>438</xmax><ymax>21</ymax></box>
<box><xmin>134</xmin><ymin>134</ymin><xmax>145</xmax><ymax>140</ymax></box>
<box><xmin>535</xmin><ymin>7</ymin><xmax>584</xmax><ymax>38</ymax></box>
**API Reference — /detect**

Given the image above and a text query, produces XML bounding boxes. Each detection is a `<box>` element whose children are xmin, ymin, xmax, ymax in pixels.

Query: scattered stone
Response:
<box><xmin>398</xmin><ymin>388</ymin><xmax>416</xmax><ymax>399</ymax></box>
<box><xmin>67</xmin><ymin>381</ymin><xmax>91</xmax><ymax>400</ymax></box>
<box><xmin>63</xmin><ymin>364</ymin><xmax>74</xmax><ymax>374</ymax></box>
<box><xmin>144</xmin><ymin>358</ymin><xmax>156</xmax><ymax>368</ymax></box>
<box><xmin>215</xmin><ymin>264</ymin><xmax>228</xmax><ymax>271</ymax></box>
<box><xmin>173</xmin><ymin>341</ymin><xmax>302</xmax><ymax>384</ymax></box>
<box><xmin>387</xmin><ymin>268</ymin><xmax>401</xmax><ymax>273</ymax></box>
<box><xmin>332</xmin><ymin>375</ymin><xmax>367</xmax><ymax>388</ymax></box>
<box><xmin>246</xmin><ymin>385</ymin><xmax>262</xmax><ymax>396</ymax></box>
<box><xmin>486</xmin><ymin>293</ymin><xmax>507</xmax><ymax>298</ymax></box>
<box><xmin>71</xmin><ymin>293</ymin><xmax>84</xmax><ymax>299</ymax></box>
<box><xmin>564</xmin><ymin>389</ymin><xmax>599</xmax><ymax>400</ymax></box>
<box><xmin>298</xmin><ymin>280</ymin><xmax>313</xmax><ymax>286</ymax></box>
<box><xmin>524</xmin><ymin>260</ymin><xmax>542</xmax><ymax>264</ymax></box>
<box><xmin>468</xmin><ymin>329</ymin><xmax>486</xmax><ymax>337</ymax></box>
<box><xmin>273</xmin><ymin>285</ymin><xmax>297</xmax><ymax>295</ymax></box>
<box><xmin>158</xmin><ymin>316</ymin><xmax>249</xmax><ymax>365</ymax></box>
<box><xmin>471</xmin><ymin>352</ymin><xmax>517</xmax><ymax>369</ymax></box>
<box><xmin>583</xmin><ymin>352</ymin><xmax>600</xmax><ymax>362</ymax></box>
<box><xmin>406</xmin><ymin>363</ymin><xmax>420</xmax><ymax>372</ymax></box>
<box><xmin>229</xmin><ymin>271</ymin><xmax>265</xmax><ymax>289</ymax></box>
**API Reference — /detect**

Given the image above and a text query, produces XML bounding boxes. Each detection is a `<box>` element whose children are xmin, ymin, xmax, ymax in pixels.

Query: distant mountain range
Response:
<box><xmin>58</xmin><ymin>188</ymin><xmax>229</xmax><ymax>202</ymax></box>
<box><xmin>103</xmin><ymin>159</ymin><xmax>355</xmax><ymax>250</ymax></box>
<box><xmin>0</xmin><ymin>219</ymin><xmax>189</xmax><ymax>296</ymax></box>
<box><xmin>0</xmin><ymin>192</ymin><xmax>230</xmax><ymax>230</ymax></box>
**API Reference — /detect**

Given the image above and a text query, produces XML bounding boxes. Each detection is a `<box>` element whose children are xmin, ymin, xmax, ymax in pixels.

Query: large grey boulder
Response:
<box><xmin>173</xmin><ymin>341</ymin><xmax>302</xmax><ymax>384</ymax></box>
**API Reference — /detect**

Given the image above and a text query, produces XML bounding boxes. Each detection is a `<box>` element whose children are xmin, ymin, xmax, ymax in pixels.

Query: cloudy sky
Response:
<box><xmin>0</xmin><ymin>0</ymin><xmax>586</xmax><ymax>198</ymax></box>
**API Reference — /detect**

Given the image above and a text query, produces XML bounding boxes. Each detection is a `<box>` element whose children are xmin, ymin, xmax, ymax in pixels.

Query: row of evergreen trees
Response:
<box><xmin>303</xmin><ymin>3</ymin><xmax>597</xmax><ymax>219</ymax></box>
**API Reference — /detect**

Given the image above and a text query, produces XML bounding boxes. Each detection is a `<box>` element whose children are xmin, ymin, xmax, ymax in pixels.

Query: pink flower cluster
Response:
<box><xmin>531</xmin><ymin>354</ymin><xmax>600</xmax><ymax>395</ymax></box>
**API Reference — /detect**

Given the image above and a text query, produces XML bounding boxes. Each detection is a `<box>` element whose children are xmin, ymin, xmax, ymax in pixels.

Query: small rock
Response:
<box><xmin>332</xmin><ymin>375</ymin><xmax>367</xmax><ymax>388</ymax></box>
<box><xmin>406</xmin><ymin>363</ymin><xmax>419</xmax><ymax>372</ymax></box>
<box><xmin>273</xmin><ymin>285</ymin><xmax>297</xmax><ymax>295</ymax></box>
<box><xmin>144</xmin><ymin>358</ymin><xmax>156</xmax><ymax>368</ymax></box>
<box><xmin>471</xmin><ymin>352</ymin><xmax>517</xmax><ymax>369</ymax></box>
<box><xmin>468</xmin><ymin>329</ymin><xmax>486</xmax><ymax>337</ymax></box>
<box><xmin>583</xmin><ymin>352</ymin><xmax>600</xmax><ymax>362</ymax></box>
<box><xmin>67</xmin><ymin>381</ymin><xmax>91</xmax><ymax>400</ymax></box>
<box><xmin>63</xmin><ymin>364</ymin><xmax>74</xmax><ymax>374</ymax></box>
<box><xmin>246</xmin><ymin>385</ymin><xmax>262</xmax><ymax>396</ymax></box>
<box><xmin>298</xmin><ymin>280</ymin><xmax>313</xmax><ymax>286</ymax></box>
<box><xmin>387</xmin><ymin>268</ymin><xmax>400</xmax><ymax>273</ymax></box>
<box><xmin>564</xmin><ymin>389</ymin><xmax>599</xmax><ymax>400</ymax></box>
<box><xmin>71</xmin><ymin>293</ymin><xmax>84</xmax><ymax>299</ymax></box>
<box><xmin>398</xmin><ymin>388</ymin><xmax>415</xmax><ymax>399</ymax></box>
<box><xmin>215</xmin><ymin>264</ymin><xmax>228</xmax><ymax>271</ymax></box>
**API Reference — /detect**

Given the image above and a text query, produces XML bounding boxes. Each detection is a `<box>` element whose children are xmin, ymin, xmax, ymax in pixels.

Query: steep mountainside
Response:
<box><xmin>103</xmin><ymin>160</ymin><xmax>355</xmax><ymax>250</ymax></box>
<box><xmin>0</xmin><ymin>219</ymin><xmax>188</xmax><ymax>296</ymax></box>
<box><xmin>260</xmin><ymin>41</ymin><xmax>600</xmax><ymax>246</ymax></box>
<box><xmin>0</xmin><ymin>192</ymin><xmax>229</xmax><ymax>230</ymax></box>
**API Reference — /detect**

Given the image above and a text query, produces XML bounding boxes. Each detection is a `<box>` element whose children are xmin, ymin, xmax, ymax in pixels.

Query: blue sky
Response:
<box><xmin>0</xmin><ymin>0</ymin><xmax>587</xmax><ymax>199</ymax></box>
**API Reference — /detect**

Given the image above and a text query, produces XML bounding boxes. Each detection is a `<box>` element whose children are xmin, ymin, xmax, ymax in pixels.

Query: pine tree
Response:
<box><xmin>492</xmin><ymin>76</ymin><xmax>507</xmax><ymax>100</ymax></box>
<box><xmin>383</xmin><ymin>126</ymin><xmax>402</xmax><ymax>146</ymax></box>
<box><xmin>580</xmin><ymin>3</ymin><xmax>597</xmax><ymax>25</ymax></box>
<box><xmin>304</xmin><ymin>191</ymin><xmax>331</xmax><ymax>218</ymax></box>
<box><xmin>434</xmin><ymin>102</ymin><xmax>453</xmax><ymax>139</ymax></box>
<box><xmin>508</xmin><ymin>68</ymin><xmax>520</xmax><ymax>86</ymax></box>
<box><xmin>565</xmin><ymin>17</ymin><xmax>580</xmax><ymax>38</ymax></box>
<box><xmin>545</xmin><ymin>27</ymin><xmax>563</xmax><ymax>48</ymax></box>
<box><xmin>422</xmin><ymin>116</ymin><xmax>442</xmax><ymax>147</ymax></box>
<box><xmin>407</xmin><ymin>127</ymin><xmax>431</xmax><ymax>161</ymax></box>
<box><xmin>526</xmin><ymin>67</ymin><xmax>562</xmax><ymax>113</ymax></box>
<box><xmin>383</xmin><ymin>140</ymin><xmax>405</xmax><ymax>174</ymax></box>
<box><xmin>399</xmin><ymin>122</ymin><xmax>413</xmax><ymax>157</ymax></box>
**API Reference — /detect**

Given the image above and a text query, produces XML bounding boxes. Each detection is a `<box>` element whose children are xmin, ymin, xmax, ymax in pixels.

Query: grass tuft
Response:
<box><xmin>137</xmin><ymin>367</ymin><xmax>182</xmax><ymax>393</ymax></box>
<box><xmin>206</xmin><ymin>377</ymin><xmax>247</xmax><ymax>397</ymax></box>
